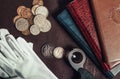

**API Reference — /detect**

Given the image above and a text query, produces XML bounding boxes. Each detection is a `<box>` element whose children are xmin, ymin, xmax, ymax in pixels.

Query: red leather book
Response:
<box><xmin>67</xmin><ymin>0</ymin><xmax>110</xmax><ymax>70</ymax></box>
<box><xmin>91</xmin><ymin>0</ymin><xmax>120</xmax><ymax>68</ymax></box>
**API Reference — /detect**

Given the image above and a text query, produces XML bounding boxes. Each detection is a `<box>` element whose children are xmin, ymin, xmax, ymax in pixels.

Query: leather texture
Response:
<box><xmin>67</xmin><ymin>0</ymin><xmax>110</xmax><ymax>71</ymax></box>
<box><xmin>91</xmin><ymin>0</ymin><xmax>120</xmax><ymax>68</ymax></box>
<box><xmin>57</xmin><ymin>9</ymin><xmax>114</xmax><ymax>79</ymax></box>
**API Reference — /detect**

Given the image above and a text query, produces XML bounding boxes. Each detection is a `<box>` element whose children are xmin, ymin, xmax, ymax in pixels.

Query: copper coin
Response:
<box><xmin>22</xmin><ymin>29</ymin><xmax>30</xmax><ymax>35</ymax></box>
<box><xmin>40</xmin><ymin>20</ymin><xmax>52</xmax><ymax>32</ymax></box>
<box><xmin>31</xmin><ymin>5</ymin><xmax>39</xmax><ymax>15</ymax></box>
<box><xmin>21</xmin><ymin>8</ymin><xmax>32</xmax><ymax>19</ymax></box>
<box><xmin>17</xmin><ymin>6</ymin><xmax>26</xmax><ymax>16</ymax></box>
<box><xmin>13</xmin><ymin>15</ymin><xmax>21</xmax><ymax>23</ymax></box>
<box><xmin>27</xmin><ymin>15</ymin><xmax>34</xmax><ymax>25</ymax></box>
<box><xmin>15</xmin><ymin>18</ymin><xmax>29</xmax><ymax>31</ymax></box>
<box><xmin>32</xmin><ymin>0</ymin><xmax>43</xmax><ymax>6</ymax></box>
<box><xmin>30</xmin><ymin>24</ymin><xmax>40</xmax><ymax>35</ymax></box>
<box><xmin>35</xmin><ymin>6</ymin><xmax>49</xmax><ymax>17</ymax></box>
<box><xmin>34</xmin><ymin>14</ymin><xmax>46</xmax><ymax>26</ymax></box>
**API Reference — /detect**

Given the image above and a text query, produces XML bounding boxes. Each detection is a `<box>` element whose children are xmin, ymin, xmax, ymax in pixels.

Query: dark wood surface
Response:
<box><xmin>0</xmin><ymin>0</ymin><xmax>119</xmax><ymax>79</ymax></box>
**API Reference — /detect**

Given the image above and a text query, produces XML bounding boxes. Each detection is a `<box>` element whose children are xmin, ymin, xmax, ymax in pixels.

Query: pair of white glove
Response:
<box><xmin>0</xmin><ymin>29</ymin><xmax>58</xmax><ymax>79</ymax></box>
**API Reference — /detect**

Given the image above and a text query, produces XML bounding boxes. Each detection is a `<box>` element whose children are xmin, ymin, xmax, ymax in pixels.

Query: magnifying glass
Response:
<box><xmin>67</xmin><ymin>48</ymin><xmax>94</xmax><ymax>79</ymax></box>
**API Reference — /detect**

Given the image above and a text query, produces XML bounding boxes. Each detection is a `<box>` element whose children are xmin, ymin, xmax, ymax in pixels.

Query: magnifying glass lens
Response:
<box><xmin>72</xmin><ymin>52</ymin><xmax>83</xmax><ymax>63</ymax></box>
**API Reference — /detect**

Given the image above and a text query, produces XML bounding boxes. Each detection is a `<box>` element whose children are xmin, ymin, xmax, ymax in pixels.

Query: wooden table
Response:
<box><xmin>0</xmin><ymin>0</ymin><xmax>119</xmax><ymax>79</ymax></box>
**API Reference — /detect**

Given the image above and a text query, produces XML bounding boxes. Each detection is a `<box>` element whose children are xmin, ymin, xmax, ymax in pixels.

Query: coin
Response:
<box><xmin>17</xmin><ymin>6</ymin><xmax>26</xmax><ymax>16</ymax></box>
<box><xmin>35</xmin><ymin>6</ymin><xmax>49</xmax><ymax>17</ymax></box>
<box><xmin>40</xmin><ymin>20</ymin><xmax>51</xmax><ymax>32</ymax></box>
<box><xmin>30</xmin><ymin>24</ymin><xmax>40</xmax><ymax>35</ymax></box>
<box><xmin>31</xmin><ymin>5</ymin><xmax>39</xmax><ymax>15</ymax></box>
<box><xmin>41</xmin><ymin>43</ymin><xmax>55</xmax><ymax>58</ymax></box>
<box><xmin>21</xmin><ymin>8</ymin><xmax>32</xmax><ymax>19</ymax></box>
<box><xmin>22</xmin><ymin>29</ymin><xmax>30</xmax><ymax>35</ymax></box>
<box><xmin>34</xmin><ymin>14</ymin><xmax>46</xmax><ymax>26</ymax></box>
<box><xmin>13</xmin><ymin>15</ymin><xmax>21</xmax><ymax>23</ymax></box>
<box><xmin>33</xmin><ymin>0</ymin><xmax>43</xmax><ymax>6</ymax></box>
<box><xmin>27</xmin><ymin>15</ymin><xmax>34</xmax><ymax>25</ymax></box>
<box><xmin>15</xmin><ymin>18</ymin><xmax>29</xmax><ymax>31</ymax></box>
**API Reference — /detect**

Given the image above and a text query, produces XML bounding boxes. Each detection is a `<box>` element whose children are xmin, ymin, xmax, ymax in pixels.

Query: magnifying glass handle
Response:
<box><xmin>78</xmin><ymin>68</ymin><xmax>94</xmax><ymax>79</ymax></box>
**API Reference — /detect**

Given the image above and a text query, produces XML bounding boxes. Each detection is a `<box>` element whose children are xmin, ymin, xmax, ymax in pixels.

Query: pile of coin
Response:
<box><xmin>13</xmin><ymin>0</ymin><xmax>52</xmax><ymax>35</ymax></box>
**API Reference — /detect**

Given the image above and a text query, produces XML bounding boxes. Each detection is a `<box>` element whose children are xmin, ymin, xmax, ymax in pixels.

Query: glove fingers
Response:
<box><xmin>0</xmin><ymin>41</ymin><xmax>18</xmax><ymax>60</ymax></box>
<box><xmin>17</xmin><ymin>37</ymin><xmax>58</xmax><ymax>79</ymax></box>
<box><xmin>0</xmin><ymin>29</ymin><xmax>10</xmax><ymax>41</ymax></box>
<box><xmin>5</xmin><ymin>34</ymin><xmax>26</xmax><ymax>60</ymax></box>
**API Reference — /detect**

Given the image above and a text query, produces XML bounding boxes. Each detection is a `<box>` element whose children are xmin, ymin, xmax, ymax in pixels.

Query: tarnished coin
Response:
<box><xmin>22</xmin><ymin>29</ymin><xmax>30</xmax><ymax>35</ymax></box>
<box><xmin>40</xmin><ymin>20</ymin><xmax>51</xmax><ymax>32</ymax></box>
<box><xmin>13</xmin><ymin>15</ymin><xmax>21</xmax><ymax>23</ymax></box>
<box><xmin>30</xmin><ymin>24</ymin><xmax>40</xmax><ymax>35</ymax></box>
<box><xmin>17</xmin><ymin>6</ymin><xmax>26</xmax><ymax>16</ymax></box>
<box><xmin>35</xmin><ymin>6</ymin><xmax>49</xmax><ymax>17</ymax></box>
<box><xmin>41</xmin><ymin>43</ymin><xmax>55</xmax><ymax>58</ymax></box>
<box><xmin>32</xmin><ymin>0</ymin><xmax>43</xmax><ymax>6</ymax></box>
<box><xmin>27</xmin><ymin>15</ymin><xmax>34</xmax><ymax>25</ymax></box>
<box><xmin>31</xmin><ymin>5</ymin><xmax>39</xmax><ymax>15</ymax></box>
<box><xmin>15</xmin><ymin>18</ymin><xmax>29</xmax><ymax>31</ymax></box>
<box><xmin>34</xmin><ymin>14</ymin><xmax>46</xmax><ymax>26</ymax></box>
<box><xmin>21</xmin><ymin>8</ymin><xmax>32</xmax><ymax>19</ymax></box>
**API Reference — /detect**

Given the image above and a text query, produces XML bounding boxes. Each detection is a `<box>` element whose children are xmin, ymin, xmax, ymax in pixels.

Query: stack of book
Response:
<box><xmin>57</xmin><ymin>0</ymin><xmax>120</xmax><ymax>79</ymax></box>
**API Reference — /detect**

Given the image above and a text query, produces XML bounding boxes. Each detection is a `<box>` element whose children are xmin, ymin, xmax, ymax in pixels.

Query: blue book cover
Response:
<box><xmin>57</xmin><ymin>9</ymin><xmax>114</xmax><ymax>79</ymax></box>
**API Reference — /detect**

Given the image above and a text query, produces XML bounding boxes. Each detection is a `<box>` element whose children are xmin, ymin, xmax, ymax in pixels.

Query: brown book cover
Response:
<box><xmin>91</xmin><ymin>0</ymin><xmax>120</xmax><ymax>68</ymax></box>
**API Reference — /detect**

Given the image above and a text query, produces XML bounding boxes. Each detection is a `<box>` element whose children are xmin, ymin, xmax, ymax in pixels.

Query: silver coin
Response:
<box><xmin>15</xmin><ymin>18</ymin><xmax>29</xmax><ymax>31</ymax></box>
<box><xmin>30</xmin><ymin>24</ymin><xmax>40</xmax><ymax>35</ymax></box>
<box><xmin>41</xmin><ymin>43</ymin><xmax>55</xmax><ymax>57</ymax></box>
<box><xmin>34</xmin><ymin>14</ymin><xmax>46</xmax><ymax>27</ymax></box>
<box><xmin>31</xmin><ymin>5</ymin><xmax>39</xmax><ymax>15</ymax></box>
<box><xmin>35</xmin><ymin>6</ymin><xmax>49</xmax><ymax>17</ymax></box>
<box><xmin>40</xmin><ymin>20</ymin><xmax>52</xmax><ymax>32</ymax></box>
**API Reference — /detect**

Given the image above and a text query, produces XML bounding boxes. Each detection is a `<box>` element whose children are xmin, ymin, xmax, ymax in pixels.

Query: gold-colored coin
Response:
<box><xmin>22</xmin><ymin>29</ymin><xmax>30</xmax><ymax>35</ymax></box>
<box><xmin>21</xmin><ymin>8</ymin><xmax>32</xmax><ymax>19</ymax></box>
<box><xmin>32</xmin><ymin>0</ymin><xmax>43</xmax><ymax>6</ymax></box>
<box><xmin>13</xmin><ymin>15</ymin><xmax>21</xmax><ymax>23</ymax></box>
<box><xmin>31</xmin><ymin>5</ymin><xmax>39</xmax><ymax>15</ymax></box>
<box><xmin>15</xmin><ymin>18</ymin><xmax>29</xmax><ymax>31</ymax></box>
<box><xmin>17</xmin><ymin>6</ymin><xmax>26</xmax><ymax>16</ymax></box>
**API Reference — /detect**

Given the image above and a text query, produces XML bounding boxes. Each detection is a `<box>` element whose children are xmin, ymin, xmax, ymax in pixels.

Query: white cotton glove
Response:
<box><xmin>4</xmin><ymin>33</ymin><xmax>58</xmax><ymax>79</ymax></box>
<box><xmin>0</xmin><ymin>29</ymin><xmax>23</xmax><ymax>79</ymax></box>
<box><xmin>16</xmin><ymin>37</ymin><xmax>58</xmax><ymax>79</ymax></box>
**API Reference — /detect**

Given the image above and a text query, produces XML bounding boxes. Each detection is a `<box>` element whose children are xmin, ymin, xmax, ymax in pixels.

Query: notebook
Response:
<box><xmin>91</xmin><ymin>0</ymin><xmax>120</xmax><ymax>68</ymax></box>
<box><xmin>67</xmin><ymin>0</ymin><xmax>109</xmax><ymax>70</ymax></box>
<box><xmin>57</xmin><ymin>9</ymin><xmax>114</xmax><ymax>79</ymax></box>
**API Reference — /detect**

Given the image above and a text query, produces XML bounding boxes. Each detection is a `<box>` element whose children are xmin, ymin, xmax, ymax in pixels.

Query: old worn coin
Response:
<box><xmin>27</xmin><ymin>15</ymin><xmax>34</xmax><ymax>25</ymax></box>
<box><xmin>32</xmin><ymin>0</ymin><xmax>43</xmax><ymax>6</ymax></box>
<box><xmin>30</xmin><ymin>24</ymin><xmax>40</xmax><ymax>35</ymax></box>
<box><xmin>31</xmin><ymin>5</ymin><xmax>39</xmax><ymax>15</ymax></box>
<box><xmin>17</xmin><ymin>6</ymin><xmax>26</xmax><ymax>16</ymax></box>
<box><xmin>15</xmin><ymin>18</ymin><xmax>29</xmax><ymax>31</ymax></box>
<box><xmin>34</xmin><ymin>14</ymin><xmax>46</xmax><ymax>26</ymax></box>
<box><xmin>13</xmin><ymin>15</ymin><xmax>21</xmax><ymax>23</ymax></box>
<box><xmin>21</xmin><ymin>8</ymin><xmax>32</xmax><ymax>19</ymax></box>
<box><xmin>22</xmin><ymin>29</ymin><xmax>30</xmax><ymax>35</ymax></box>
<box><xmin>35</xmin><ymin>6</ymin><xmax>49</xmax><ymax>17</ymax></box>
<box><xmin>40</xmin><ymin>20</ymin><xmax>51</xmax><ymax>32</ymax></box>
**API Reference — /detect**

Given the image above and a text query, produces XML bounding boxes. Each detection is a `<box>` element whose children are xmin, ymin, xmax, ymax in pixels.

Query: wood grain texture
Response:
<box><xmin>0</xmin><ymin>0</ymin><xmax>119</xmax><ymax>79</ymax></box>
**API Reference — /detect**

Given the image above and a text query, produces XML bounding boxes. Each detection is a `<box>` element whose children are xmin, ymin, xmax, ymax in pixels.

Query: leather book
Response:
<box><xmin>57</xmin><ymin>9</ymin><xmax>114</xmax><ymax>79</ymax></box>
<box><xmin>67</xmin><ymin>0</ymin><xmax>109</xmax><ymax>70</ymax></box>
<box><xmin>91</xmin><ymin>0</ymin><xmax>120</xmax><ymax>68</ymax></box>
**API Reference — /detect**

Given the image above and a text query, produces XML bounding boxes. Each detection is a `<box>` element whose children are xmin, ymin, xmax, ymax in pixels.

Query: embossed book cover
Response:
<box><xmin>91</xmin><ymin>0</ymin><xmax>120</xmax><ymax>68</ymax></box>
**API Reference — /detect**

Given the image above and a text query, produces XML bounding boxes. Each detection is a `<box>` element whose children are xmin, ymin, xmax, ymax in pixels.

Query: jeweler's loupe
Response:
<box><xmin>67</xmin><ymin>48</ymin><xmax>94</xmax><ymax>79</ymax></box>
